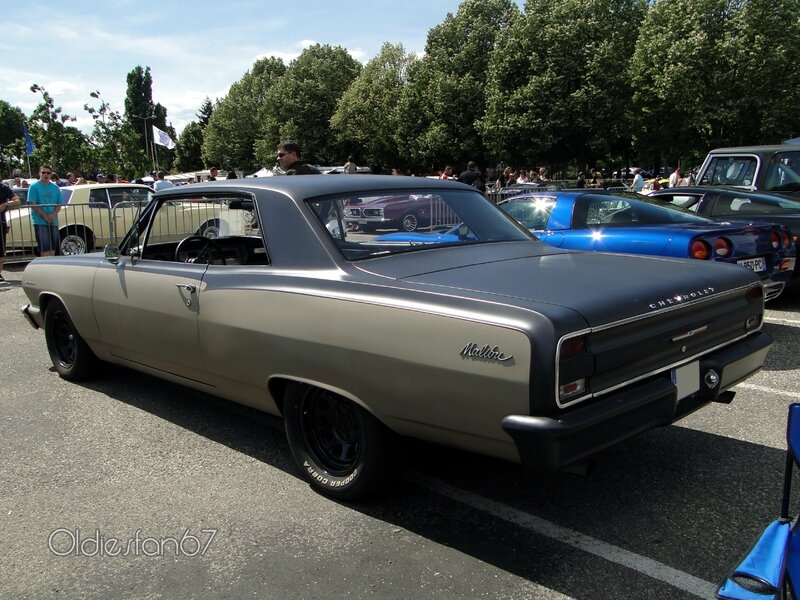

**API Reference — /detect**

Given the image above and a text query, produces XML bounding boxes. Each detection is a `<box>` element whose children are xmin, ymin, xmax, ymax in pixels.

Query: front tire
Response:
<box><xmin>284</xmin><ymin>384</ymin><xmax>395</xmax><ymax>500</ymax></box>
<box><xmin>45</xmin><ymin>299</ymin><xmax>99</xmax><ymax>381</ymax></box>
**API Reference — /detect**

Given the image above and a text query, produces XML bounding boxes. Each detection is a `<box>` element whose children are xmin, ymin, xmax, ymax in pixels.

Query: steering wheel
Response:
<box><xmin>175</xmin><ymin>235</ymin><xmax>224</xmax><ymax>264</ymax></box>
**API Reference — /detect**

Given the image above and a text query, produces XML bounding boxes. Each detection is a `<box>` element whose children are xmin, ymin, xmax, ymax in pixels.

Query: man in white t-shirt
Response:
<box><xmin>668</xmin><ymin>167</ymin><xmax>682</xmax><ymax>188</ymax></box>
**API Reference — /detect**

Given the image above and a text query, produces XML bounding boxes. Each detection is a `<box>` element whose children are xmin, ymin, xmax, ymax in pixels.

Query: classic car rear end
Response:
<box><xmin>19</xmin><ymin>176</ymin><xmax>773</xmax><ymax>500</ymax></box>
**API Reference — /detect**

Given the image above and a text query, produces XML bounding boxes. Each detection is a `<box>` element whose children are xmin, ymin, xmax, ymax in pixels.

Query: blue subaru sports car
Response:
<box><xmin>373</xmin><ymin>191</ymin><xmax>795</xmax><ymax>300</ymax></box>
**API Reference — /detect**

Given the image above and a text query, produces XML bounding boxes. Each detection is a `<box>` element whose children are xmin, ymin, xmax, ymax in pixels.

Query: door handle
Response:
<box><xmin>175</xmin><ymin>283</ymin><xmax>196</xmax><ymax>306</ymax></box>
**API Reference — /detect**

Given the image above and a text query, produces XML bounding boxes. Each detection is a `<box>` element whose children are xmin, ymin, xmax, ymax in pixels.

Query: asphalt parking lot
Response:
<box><xmin>2</xmin><ymin>262</ymin><xmax>800</xmax><ymax>600</ymax></box>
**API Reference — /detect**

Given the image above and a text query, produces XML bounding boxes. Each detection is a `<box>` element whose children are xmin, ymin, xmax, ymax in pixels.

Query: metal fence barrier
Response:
<box><xmin>4</xmin><ymin>201</ymin><xmax>148</xmax><ymax>263</ymax></box>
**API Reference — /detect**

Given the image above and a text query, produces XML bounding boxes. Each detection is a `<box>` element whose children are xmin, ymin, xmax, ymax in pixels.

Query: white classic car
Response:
<box><xmin>20</xmin><ymin>176</ymin><xmax>772</xmax><ymax>500</ymax></box>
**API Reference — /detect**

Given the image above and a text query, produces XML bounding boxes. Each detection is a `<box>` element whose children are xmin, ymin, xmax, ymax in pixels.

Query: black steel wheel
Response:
<box><xmin>284</xmin><ymin>384</ymin><xmax>395</xmax><ymax>500</ymax></box>
<box><xmin>44</xmin><ymin>299</ymin><xmax>99</xmax><ymax>381</ymax></box>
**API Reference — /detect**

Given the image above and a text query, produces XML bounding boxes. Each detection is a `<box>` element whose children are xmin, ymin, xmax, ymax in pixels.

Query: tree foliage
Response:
<box><xmin>84</xmin><ymin>90</ymin><xmax>145</xmax><ymax>177</ymax></box>
<box><xmin>28</xmin><ymin>83</ymin><xmax>82</xmax><ymax>173</ymax></box>
<box><xmin>203</xmin><ymin>57</ymin><xmax>286</xmax><ymax>171</ymax></box>
<box><xmin>482</xmin><ymin>0</ymin><xmax>647</xmax><ymax>171</ymax></box>
<box><xmin>396</xmin><ymin>0</ymin><xmax>521</xmax><ymax>172</ymax></box>
<box><xmin>175</xmin><ymin>121</ymin><xmax>205</xmax><ymax>171</ymax></box>
<box><xmin>255</xmin><ymin>44</ymin><xmax>362</xmax><ymax>166</ymax></box>
<box><xmin>330</xmin><ymin>43</ymin><xmax>417</xmax><ymax>172</ymax></box>
<box><xmin>4</xmin><ymin>0</ymin><xmax>800</xmax><ymax>180</ymax></box>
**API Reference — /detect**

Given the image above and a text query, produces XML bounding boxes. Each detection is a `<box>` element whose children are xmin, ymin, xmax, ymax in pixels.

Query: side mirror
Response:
<box><xmin>104</xmin><ymin>244</ymin><xmax>121</xmax><ymax>264</ymax></box>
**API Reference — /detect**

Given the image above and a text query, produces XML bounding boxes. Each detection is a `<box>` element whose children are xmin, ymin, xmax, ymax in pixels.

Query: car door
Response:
<box><xmin>91</xmin><ymin>196</ymin><xmax>215</xmax><ymax>383</ymax></box>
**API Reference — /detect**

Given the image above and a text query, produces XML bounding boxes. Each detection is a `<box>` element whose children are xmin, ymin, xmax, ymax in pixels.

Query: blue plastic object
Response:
<box><xmin>717</xmin><ymin>520</ymin><xmax>790</xmax><ymax>599</ymax></box>
<box><xmin>716</xmin><ymin>404</ymin><xmax>800</xmax><ymax>600</ymax></box>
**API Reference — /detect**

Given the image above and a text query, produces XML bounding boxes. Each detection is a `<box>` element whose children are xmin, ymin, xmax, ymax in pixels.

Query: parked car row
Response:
<box><xmin>20</xmin><ymin>176</ymin><xmax>774</xmax><ymax>500</ymax></box>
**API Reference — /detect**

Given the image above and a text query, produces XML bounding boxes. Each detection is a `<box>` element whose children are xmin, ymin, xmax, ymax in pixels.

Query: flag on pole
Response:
<box><xmin>22</xmin><ymin>122</ymin><xmax>35</xmax><ymax>156</ymax></box>
<box><xmin>152</xmin><ymin>125</ymin><xmax>176</xmax><ymax>150</ymax></box>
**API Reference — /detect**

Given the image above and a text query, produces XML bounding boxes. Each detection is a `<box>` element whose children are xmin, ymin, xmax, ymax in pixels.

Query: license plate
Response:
<box><xmin>358</xmin><ymin>219</ymin><xmax>368</xmax><ymax>225</ymax></box>
<box><xmin>672</xmin><ymin>361</ymin><xmax>700</xmax><ymax>400</ymax></box>
<box><xmin>737</xmin><ymin>257</ymin><xmax>766</xmax><ymax>272</ymax></box>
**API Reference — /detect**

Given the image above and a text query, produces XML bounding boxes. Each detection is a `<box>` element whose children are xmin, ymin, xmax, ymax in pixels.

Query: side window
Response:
<box><xmin>700</xmin><ymin>157</ymin><xmax>757</xmax><ymax>186</ymax></box>
<box><xmin>88</xmin><ymin>188</ymin><xmax>110</xmax><ymax>207</ymax></box>
<box><xmin>503</xmin><ymin>199</ymin><xmax>554</xmax><ymax>230</ymax></box>
<box><xmin>139</xmin><ymin>196</ymin><xmax>266</xmax><ymax>265</ymax></box>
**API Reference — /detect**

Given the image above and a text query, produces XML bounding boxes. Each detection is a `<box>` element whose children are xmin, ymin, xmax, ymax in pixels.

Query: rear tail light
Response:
<box><xmin>691</xmin><ymin>240</ymin><xmax>710</xmax><ymax>260</ymax></box>
<box><xmin>771</xmin><ymin>231</ymin><xmax>781</xmax><ymax>249</ymax></box>
<box><xmin>745</xmin><ymin>284</ymin><xmax>764</xmax><ymax>303</ymax></box>
<box><xmin>559</xmin><ymin>378</ymin><xmax>586</xmax><ymax>401</ymax></box>
<box><xmin>713</xmin><ymin>237</ymin><xmax>732</xmax><ymax>257</ymax></box>
<box><xmin>559</xmin><ymin>335</ymin><xmax>587</xmax><ymax>360</ymax></box>
<box><xmin>783</xmin><ymin>231</ymin><xmax>792</xmax><ymax>248</ymax></box>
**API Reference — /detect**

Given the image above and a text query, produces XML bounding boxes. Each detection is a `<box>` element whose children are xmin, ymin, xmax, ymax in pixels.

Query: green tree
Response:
<box><xmin>630</xmin><ymin>0</ymin><xmax>728</xmax><ymax>167</ymax></box>
<box><xmin>0</xmin><ymin>100</ymin><xmax>26</xmax><ymax>176</ymax></box>
<box><xmin>84</xmin><ymin>90</ymin><xmax>144</xmax><ymax>178</ymax></box>
<box><xmin>330</xmin><ymin>43</ymin><xmax>417</xmax><ymax>172</ymax></box>
<box><xmin>175</xmin><ymin>121</ymin><xmax>205</xmax><ymax>171</ymax></box>
<box><xmin>723</xmin><ymin>0</ymin><xmax>800</xmax><ymax>145</ymax></box>
<box><xmin>203</xmin><ymin>57</ymin><xmax>286</xmax><ymax>171</ymax></box>
<box><xmin>256</xmin><ymin>44</ymin><xmax>361</xmax><ymax>166</ymax></box>
<box><xmin>396</xmin><ymin>0</ymin><xmax>521</xmax><ymax>172</ymax></box>
<box><xmin>482</xmin><ymin>0</ymin><xmax>646</xmax><ymax>172</ymax></box>
<box><xmin>197</xmin><ymin>97</ymin><xmax>214</xmax><ymax>128</ymax></box>
<box><xmin>28</xmin><ymin>83</ymin><xmax>82</xmax><ymax>173</ymax></box>
<box><xmin>124</xmin><ymin>66</ymin><xmax>155</xmax><ymax>164</ymax></box>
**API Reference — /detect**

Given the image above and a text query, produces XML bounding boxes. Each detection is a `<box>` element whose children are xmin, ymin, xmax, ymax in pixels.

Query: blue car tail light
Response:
<box><xmin>714</xmin><ymin>237</ymin><xmax>733</xmax><ymax>257</ymax></box>
<box><xmin>691</xmin><ymin>239</ymin><xmax>711</xmax><ymax>260</ymax></box>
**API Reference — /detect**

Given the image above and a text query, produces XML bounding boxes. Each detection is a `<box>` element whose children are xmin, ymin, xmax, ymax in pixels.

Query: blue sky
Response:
<box><xmin>2</xmin><ymin>0</ymin><xmax>521</xmax><ymax>136</ymax></box>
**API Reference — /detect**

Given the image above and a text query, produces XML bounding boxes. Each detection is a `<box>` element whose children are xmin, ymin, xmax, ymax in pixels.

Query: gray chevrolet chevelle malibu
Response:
<box><xmin>20</xmin><ymin>175</ymin><xmax>772</xmax><ymax>499</ymax></box>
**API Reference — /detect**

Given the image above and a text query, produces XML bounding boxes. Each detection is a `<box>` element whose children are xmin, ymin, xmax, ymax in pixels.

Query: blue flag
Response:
<box><xmin>22</xmin><ymin>123</ymin><xmax>35</xmax><ymax>156</ymax></box>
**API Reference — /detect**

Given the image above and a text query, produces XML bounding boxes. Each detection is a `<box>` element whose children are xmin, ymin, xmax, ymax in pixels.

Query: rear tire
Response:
<box><xmin>44</xmin><ymin>299</ymin><xmax>99</xmax><ymax>381</ymax></box>
<box><xmin>284</xmin><ymin>384</ymin><xmax>395</xmax><ymax>500</ymax></box>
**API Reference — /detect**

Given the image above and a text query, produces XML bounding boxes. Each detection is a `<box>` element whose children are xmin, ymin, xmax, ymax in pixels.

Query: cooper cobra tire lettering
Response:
<box><xmin>285</xmin><ymin>384</ymin><xmax>395</xmax><ymax>500</ymax></box>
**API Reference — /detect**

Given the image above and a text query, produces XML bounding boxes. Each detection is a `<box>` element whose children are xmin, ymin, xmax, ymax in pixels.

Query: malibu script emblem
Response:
<box><xmin>460</xmin><ymin>343</ymin><xmax>513</xmax><ymax>362</ymax></box>
<box><xmin>649</xmin><ymin>287</ymin><xmax>715</xmax><ymax>310</ymax></box>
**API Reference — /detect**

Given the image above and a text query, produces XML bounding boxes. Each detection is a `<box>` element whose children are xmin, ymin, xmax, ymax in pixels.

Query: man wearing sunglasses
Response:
<box><xmin>275</xmin><ymin>141</ymin><xmax>320</xmax><ymax>175</ymax></box>
<box><xmin>27</xmin><ymin>165</ymin><xmax>62</xmax><ymax>257</ymax></box>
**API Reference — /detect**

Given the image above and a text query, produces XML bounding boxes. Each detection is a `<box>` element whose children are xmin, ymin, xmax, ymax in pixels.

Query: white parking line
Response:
<box><xmin>737</xmin><ymin>383</ymin><xmax>800</xmax><ymax>399</ymax></box>
<box><xmin>410</xmin><ymin>472</ymin><xmax>717</xmax><ymax>599</ymax></box>
<box><xmin>765</xmin><ymin>317</ymin><xmax>800</xmax><ymax>327</ymax></box>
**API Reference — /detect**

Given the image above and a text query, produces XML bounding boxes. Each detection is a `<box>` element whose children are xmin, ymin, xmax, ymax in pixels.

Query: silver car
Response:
<box><xmin>20</xmin><ymin>176</ymin><xmax>772</xmax><ymax>500</ymax></box>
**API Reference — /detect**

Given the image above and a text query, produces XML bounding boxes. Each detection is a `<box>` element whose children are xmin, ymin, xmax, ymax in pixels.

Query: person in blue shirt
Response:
<box><xmin>27</xmin><ymin>165</ymin><xmax>62</xmax><ymax>256</ymax></box>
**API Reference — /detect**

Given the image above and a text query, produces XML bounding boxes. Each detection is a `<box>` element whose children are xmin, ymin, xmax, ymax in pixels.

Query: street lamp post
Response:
<box><xmin>132</xmin><ymin>114</ymin><xmax>155</xmax><ymax>172</ymax></box>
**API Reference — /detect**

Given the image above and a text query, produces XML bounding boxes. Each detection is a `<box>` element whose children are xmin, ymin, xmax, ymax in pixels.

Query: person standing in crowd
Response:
<box><xmin>496</xmin><ymin>166</ymin><xmax>514</xmax><ymax>189</ymax></box>
<box><xmin>276</xmin><ymin>141</ymin><xmax>321</xmax><ymax>175</ymax></box>
<box><xmin>153</xmin><ymin>171</ymin><xmax>174</xmax><ymax>191</ymax></box>
<box><xmin>668</xmin><ymin>166</ymin><xmax>682</xmax><ymax>188</ymax></box>
<box><xmin>344</xmin><ymin>156</ymin><xmax>358</xmax><ymax>174</ymax></box>
<box><xmin>0</xmin><ymin>182</ymin><xmax>21</xmax><ymax>283</ymax></box>
<box><xmin>226</xmin><ymin>170</ymin><xmax>237</xmax><ymax>179</ymax></box>
<box><xmin>630</xmin><ymin>169</ymin><xmax>645</xmax><ymax>192</ymax></box>
<box><xmin>208</xmin><ymin>167</ymin><xmax>218</xmax><ymax>181</ymax></box>
<box><xmin>575</xmin><ymin>172</ymin><xmax>587</xmax><ymax>188</ymax></box>
<box><xmin>28</xmin><ymin>165</ymin><xmax>62</xmax><ymax>257</ymax></box>
<box><xmin>440</xmin><ymin>166</ymin><xmax>454</xmax><ymax>180</ymax></box>
<box><xmin>457</xmin><ymin>161</ymin><xmax>485</xmax><ymax>192</ymax></box>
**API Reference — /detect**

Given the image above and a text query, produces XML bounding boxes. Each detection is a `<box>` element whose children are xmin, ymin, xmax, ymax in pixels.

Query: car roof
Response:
<box><xmin>706</xmin><ymin>145</ymin><xmax>800</xmax><ymax>155</ymax></box>
<box><xmin>155</xmin><ymin>175</ymin><xmax>474</xmax><ymax>201</ymax></box>
<box><xmin>653</xmin><ymin>186</ymin><xmax>800</xmax><ymax>202</ymax></box>
<box><xmin>61</xmin><ymin>183</ymin><xmax>152</xmax><ymax>191</ymax></box>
